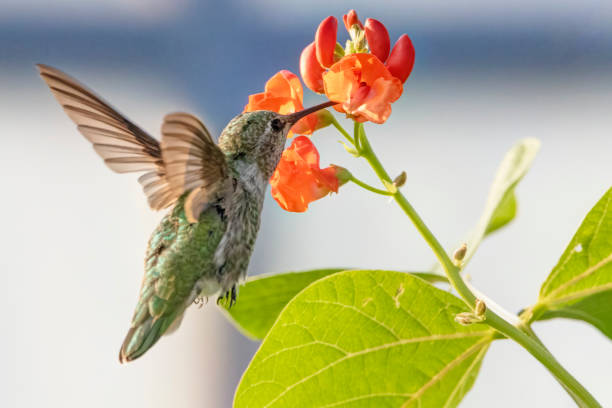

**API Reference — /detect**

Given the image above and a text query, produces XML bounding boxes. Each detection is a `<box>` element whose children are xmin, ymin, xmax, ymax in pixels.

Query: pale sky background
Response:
<box><xmin>2</xmin><ymin>1</ymin><xmax>611</xmax><ymax>407</ymax></box>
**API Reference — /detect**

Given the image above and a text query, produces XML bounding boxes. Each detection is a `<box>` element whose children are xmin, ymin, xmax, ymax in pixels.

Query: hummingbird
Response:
<box><xmin>37</xmin><ymin>64</ymin><xmax>334</xmax><ymax>363</ymax></box>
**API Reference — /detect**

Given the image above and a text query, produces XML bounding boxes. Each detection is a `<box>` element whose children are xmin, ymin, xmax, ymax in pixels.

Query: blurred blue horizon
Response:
<box><xmin>3</xmin><ymin>1</ymin><xmax>612</xmax><ymax>128</ymax></box>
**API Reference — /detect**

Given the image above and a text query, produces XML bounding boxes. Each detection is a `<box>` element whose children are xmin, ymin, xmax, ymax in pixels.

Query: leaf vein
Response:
<box><xmin>400</xmin><ymin>338</ymin><xmax>491</xmax><ymax>408</ymax></box>
<box><xmin>253</xmin><ymin>340</ymin><xmax>348</xmax><ymax>370</ymax></box>
<box><xmin>259</xmin><ymin>332</ymin><xmax>489</xmax><ymax>408</ymax></box>
<box><xmin>302</xmin><ymin>299</ymin><xmax>400</xmax><ymax>340</ymax></box>
<box><xmin>544</xmin><ymin>252</ymin><xmax>612</xmax><ymax>300</ymax></box>
<box><xmin>546</xmin><ymin>282</ymin><xmax>612</xmax><ymax>308</ymax></box>
<box><xmin>318</xmin><ymin>392</ymin><xmax>415</xmax><ymax>408</ymax></box>
<box><xmin>442</xmin><ymin>342</ymin><xmax>489</xmax><ymax>408</ymax></box>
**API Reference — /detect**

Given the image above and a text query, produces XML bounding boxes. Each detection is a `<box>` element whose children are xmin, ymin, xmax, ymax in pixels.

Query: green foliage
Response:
<box><xmin>234</xmin><ymin>270</ymin><xmax>493</xmax><ymax>408</ymax></box>
<box><xmin>432</xmin><ymin>139</ymin><xmax>539</xmax><ymax>274</ymax></box>
<box><xmin>534</xmin><ymin>187</ymin><xmax>612</xmax><ymax>339</ymax></box>
<box><xmin>221</xmin><ymin>269</ymin><xmax>344</xmax><ymax>339</ymax></box>
<box><xmin>464</xmin><ymin>138</ymin><xmax>540</xmax><ymax>261</ymax></box>
<box><xmin>221</xmin><ymin>270</ymin><xmax>448</xmax><ymax>340</ymax></box>
<box><xmin>484</xmin><ymin>193</ymin><xmax>517</xmax><ymax>235</ymax></box>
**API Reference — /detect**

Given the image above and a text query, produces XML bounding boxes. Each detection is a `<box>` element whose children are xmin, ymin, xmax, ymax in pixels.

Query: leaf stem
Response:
<box><xmin>331</xmin><ymin>117</ymin><xmax>354</xmax><ymax>145</ymax></box>
<box><xmin>353</xmin><ymin>121</ymin><xmax>362</xmax><ymax>153</ymax></box>
<box><xmin>349</xmin><ymin>175</ymin><xmax>394</xmax><ymax>196</ymax></box>
<box><xmin>353</xmin><ymin>122</ymin><xmax>601</xmax><ymax>408</ymax></box>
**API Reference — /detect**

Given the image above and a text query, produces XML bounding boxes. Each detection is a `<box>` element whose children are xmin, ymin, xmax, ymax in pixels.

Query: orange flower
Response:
<box><xmin>270</xmin><ymin>136</ymin><xmax>348</xmax><ymax>212</ymax></box>
<box><xmin>299</xmin><ymin>10</ymin><xmax>415</xmax><ymax>124</ymax></box>
<box><xmin>244</xmin><ymin>70</ymin><xmax>330</xmax><ymax>136</ymax></box>
<box><xmin>323</xmin><ymin>53</ymin><xmax>402</xmax><ymax>124</ymax></box>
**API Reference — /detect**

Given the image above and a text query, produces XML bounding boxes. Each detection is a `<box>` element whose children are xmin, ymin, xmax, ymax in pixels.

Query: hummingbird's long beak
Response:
<box><xmin>284</xmin><ymin>101</ymin><xmax>337</xmax><ymax>125</ymax></box>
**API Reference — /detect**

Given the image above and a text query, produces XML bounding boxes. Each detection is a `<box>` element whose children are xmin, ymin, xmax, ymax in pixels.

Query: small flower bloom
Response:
<box><xmin>244</xmin><ymin>70</ymin><xmax>330</xmax><ymax>135</ymax></box>
<box><xmin>270</xmin><ymin>136</ymin><xmax>347</xmax><ymax>212</ymax></box>
<box><xmin>299</xmin><ymin>10</ymin><xmax>415</xmax><ymax>123</ymax></box>
<box><xmin>323</xmin><ymin>53</ymin><xmax>402</xmax><ymax>124</ymax></box>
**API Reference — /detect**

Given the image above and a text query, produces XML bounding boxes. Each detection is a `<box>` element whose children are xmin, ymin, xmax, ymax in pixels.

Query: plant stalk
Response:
<box><xmin>349</xmin><ymin>175</ymin><xmax>394</xmax><ymax>196</ymax></box>
<box><xmin>352</xmin><ymin>123</ymin><xmax>601</xmax><ymax>408</ymax></box>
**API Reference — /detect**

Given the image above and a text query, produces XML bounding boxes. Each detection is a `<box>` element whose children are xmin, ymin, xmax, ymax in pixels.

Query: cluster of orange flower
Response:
<box><xmin>245</xmin><ymin>9</ymin><xmax>415</xmax><ymax>212</ymax></box>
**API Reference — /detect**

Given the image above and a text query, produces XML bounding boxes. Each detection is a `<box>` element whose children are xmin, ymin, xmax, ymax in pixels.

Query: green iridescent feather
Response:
<box><xmin>119</xmin><ymin>196</ymin><xmax>226</xmax><ymax>362</ymax></box>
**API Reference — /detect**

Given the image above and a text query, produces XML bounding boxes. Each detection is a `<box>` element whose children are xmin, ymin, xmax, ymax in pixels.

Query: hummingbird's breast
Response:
<box><xmin>212</xmin><ymin>159</ymin><xmax>268</xmax><ymax>291</ymax></box>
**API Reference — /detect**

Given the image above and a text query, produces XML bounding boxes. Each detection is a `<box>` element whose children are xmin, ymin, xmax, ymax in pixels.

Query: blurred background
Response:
<box><xmin>2</xmin><ymin>1</ymin><xmax>611</xmax><ymax>407</ymax></box>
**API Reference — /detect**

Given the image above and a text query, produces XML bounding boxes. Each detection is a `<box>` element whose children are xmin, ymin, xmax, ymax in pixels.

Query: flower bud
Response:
<box><xmin>474</xmin><ymin>299</ymin><xmax>487</xmax><ymax>317</ymax></box>
<box><xmin>393</xmin><ymin>171</ymin><xmax>407</xmax><ymax>188</ymax></box>
<box><xmin>300</xmin><ymin>42</ymin><xmax>326</xmax><ymax>93</ymax></box>
<box><xmin>455</xmin><ymin>311</ymin><xmax>485</xmax><ymax>326</ymax></box>
<box><xmin>455</xmin><ymin>313</ymin><xmax>476</xmax><ymax>326</ymax></box>
<box><xmin>331</xmin><ymin>165</ymin><xmax>351</xmax><ymax>186</ymax></box>
<box><xmin>455</xmin><ymin>313</ymin><xmax>474</xmax><ymax>326</ymax></box>
<box><xmin>364</xmin><ymin>18</ymin><xmax>390</xmax><ymax>63</ymax></box>
<box><xmin>315</xmin><ymin>16</ymin><xmax>338</xmax><ymax>68</ymax></box>
<box><xmin>386</xmin><ymin>34</ymin><xmax>415</xmax><ymax>83</ymax></box>
<box><xmin>342</xmin><ymin>9</ymin><xmax>363</xmax><ymax>32</ymax></box>
<box><xmin>453</xmin><ymin>243</ymin><xmax>467</xmax><ymax>263</ymax></box>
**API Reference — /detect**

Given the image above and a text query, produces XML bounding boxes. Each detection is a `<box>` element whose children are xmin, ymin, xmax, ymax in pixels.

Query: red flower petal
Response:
<box><xmin>386</xmin><ymin>34</ymin><xmax>415</xmax><ymax>83</ymax></box>
<box><xmin>342</xmin><ymin>9</ymin><xmax>363</xmax><ymax>31</ymax></box>
<box><xmin>364</xmin><ymin>18</ymin><xmax>390</xmax><ymax>63</ymax></box>
<box><xmin>299</xmin><ymin>42</ymin><xmax>326</xmax><ymax>94</ymax></box>
<box><xmin>315</xmin><ymin>16</ymin><xmax>338</xmax><ymax>68</ymax></box>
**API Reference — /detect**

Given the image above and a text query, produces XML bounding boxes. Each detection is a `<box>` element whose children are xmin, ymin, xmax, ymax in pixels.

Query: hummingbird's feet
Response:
<box><xmin>230</xmin><ymin>285</ymin><xmax>237</xmax><ymax>308</ymax></box>
<box><xmin>193</xmin><ymin>296</ymin><xmax>208</xmax><ymax>308</ymax></box>
<box><xmin>216</xmin><ymin>285</ymin><xmax>238</xmax><ymax>308</ymax></box>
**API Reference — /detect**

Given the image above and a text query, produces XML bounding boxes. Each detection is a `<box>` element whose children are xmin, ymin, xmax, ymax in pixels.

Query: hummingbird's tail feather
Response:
<box><xmin>118</xmin><ymin>313</ymin><xmax>179</xmax><ymax>364</ymax></box>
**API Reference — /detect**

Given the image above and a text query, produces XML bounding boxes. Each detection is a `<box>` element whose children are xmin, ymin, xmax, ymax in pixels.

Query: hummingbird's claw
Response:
<box><xmin>229</xmin><ymin>285</ymin><xmax>237</xmax><ymax>308</ymax></box>
<box><xmin>194</xmin><ymin>296</ymin><xmax>207</xmax><ymax>308</ymax></box>
<box><xmin>215</xmin><ymin>286</ymin><xmax>237</xmax><ymax>308</ymax></box>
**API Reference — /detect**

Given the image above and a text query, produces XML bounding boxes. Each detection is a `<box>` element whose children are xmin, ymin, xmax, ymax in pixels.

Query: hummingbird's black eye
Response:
<box><xmin>271</xmin><ymin>118</ymin><xmax>283</xmax><ymax>132</ymax></box>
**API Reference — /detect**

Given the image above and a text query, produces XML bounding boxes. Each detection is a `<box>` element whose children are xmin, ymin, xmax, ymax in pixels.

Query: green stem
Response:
<box><xmin>353</xmin><ymin>121</ymin><xmax>362</xmax><ymax>153</ymax></box>
<box><xmin>518</xmin><ymin>322</ymin><xmax>586</xmax><ymax>407</ymax></box>
<box><xmin>331</xmin><ymin>117</ymin><xmax>354</xmax><ymax>145</ymax></box>
<box><xmin>354</xmin><ymin>123</ymin><xmax>601</xmax><ymax>408</ymax></box>
<box><xmin>350</xmin><ymin>175</ymin><xmax>394</xmax><ymax>196</ymax></box>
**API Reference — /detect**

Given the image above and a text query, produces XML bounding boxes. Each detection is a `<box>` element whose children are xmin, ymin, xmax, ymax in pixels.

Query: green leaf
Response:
<box><xmin>466</xmin><ymin>138</ymin><xmax>540</xmax><ymax>256</ymax></box>
<box><xmin>432</xmin><ymin>139</ymin><xmax>540</xmax><ymax>274</ymax></box>
<box><xmin>484</xmin><ymin>192</ymin><xmax>517</xmax><ymax>235</ymax></box>
<box><xmin>221</xmin><ymin>269</ymin><xmax>344</xmax><ymax>340</ymax></box>
<box><xmin>534</xmin><ymin>187</ymin><xmax>612</xmax><ymax>339</ymax></box>
<box><xmin>221</xmin><ymin>269</ymin><xmax>449</xmax><ymax>340</ymax></box>
<box><xmin>234</xmin><ymin>270</ymin><xmax>493</xmax><ymax>408</ymax></box>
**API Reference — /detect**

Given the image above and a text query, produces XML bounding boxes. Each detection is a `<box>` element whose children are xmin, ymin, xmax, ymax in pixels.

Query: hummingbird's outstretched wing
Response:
<box><xmin>161</xmin><ymin>113</ymin><xmax>231</xmax><ymax>223</ymax></box>
<box><xmin>36</xmin><ymin>64</ymin><xmax>176</xmax><ymax>210</ymax></box>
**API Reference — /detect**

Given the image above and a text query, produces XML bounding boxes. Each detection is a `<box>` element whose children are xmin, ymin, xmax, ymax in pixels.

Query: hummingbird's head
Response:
<box><xmin>218</xmin><ymin>101</ymin><xmax>335</xmax><ymax>180</ymax></box>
